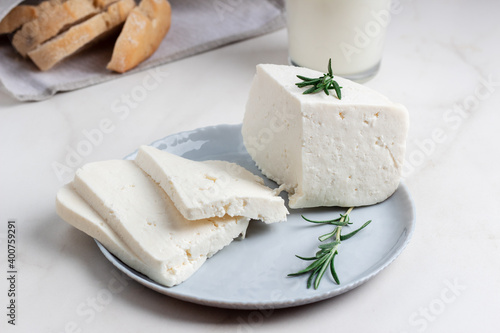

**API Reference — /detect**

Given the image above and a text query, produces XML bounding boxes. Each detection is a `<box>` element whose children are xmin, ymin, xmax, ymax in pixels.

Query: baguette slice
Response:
<box><xmin>12</xmin><ymin>0</ymin><xmax>118</xmax><ymax>57</ymax></box>
<box><xmin>0</xmin><ymin>0</ymin><xmax>66</xmax><ymax>34</ymax></box>
<box><xmin>0</xmin><ymin>5</ymin><xmax>38</xmax><ymax>34</ymax></box>
<box><xmin>107</xmin><ymin>0</ymin><xmax>171</xmax><ymax>73</ymax></box>
<box><xmin>28</xmin><ymin>0</ymin><xmax>135</xmax><ymax>71</ymax></box>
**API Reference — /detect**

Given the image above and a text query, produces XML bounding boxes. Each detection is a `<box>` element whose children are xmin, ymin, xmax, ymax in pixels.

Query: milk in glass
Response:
<box><xmin>286</xmin><ymin>0</ymin><xmax>392</xmax><ymax>81</ymax></box>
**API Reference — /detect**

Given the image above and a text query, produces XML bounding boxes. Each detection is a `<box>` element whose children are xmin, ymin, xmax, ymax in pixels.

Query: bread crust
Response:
<box><xmin>28</xmin><ymin>0</ymin><xmax>135</xmax><ymax>71</ymax></box>
<box><xmin>12</xmin><ymin>0</ymin><xmax>118</xmax><ymax>57</ymax></box>
<box><xmin>107</xmin><ymin>0</ymin><xmax>172</xmax><ymax>73</ymax></box>
<box><xmin>0</xmin><ymin>5</ymin><xmax>38</xmax><ymax>34</ymax></box>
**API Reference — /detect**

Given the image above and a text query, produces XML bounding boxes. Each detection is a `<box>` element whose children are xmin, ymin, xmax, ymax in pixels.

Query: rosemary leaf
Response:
<box><xmin>288</xmin><ymin>253</ymin><xmax>330</xmax><ymax>276</ymax></box>
<box><xmin>318</xmin><ymin>241</ymin><xmax>339</xmax><ymax>250</ymax></box>
<box><xmin>303</xmin><ymin>86</ymin><xmax>317</xmax><ymax>94</ymax></box>
<box><xmin>314</xmin><ymin>251</ymin><xmax>334</xmax><ymax>289</ymax></box>
<box><xmin>307</xmin><ymin>268</ymin><xmax>318</xmax><ymax>289</ymax></box>
<box><xmin>318</xmin><ymin>230</ymin><xmax>337</xmax><ymax>242</ymax></box>
<box><xmin>295</xmin><ymin>58</ymin><xmax>342</xmax><ymax>99</ymax></box>
<box><xmin>340</xmin><ymin>220</ymin><xmax>372</xmax><ymax>241</ymax></box>
<box><xmin>330</xmin><ymin>253</ymin><xmax>340</xmax><ymax>284</ymax></box>
<box><xmin>312</xmin><ymin>86</ymin><xmax>324</xmax><ymax>94</ymax></box>
<box><xmin>295</xmin><ymin>255</ymin><xmax>317</xmax><ymax>261</ymax></box>
<box><xmin>301</xmin><ymin>215</ymin><xmax>342</xmax><ymax>224</ymax></box>
<box><xmin>315</xmin><ymin>249</ymin><xmax>328</xmax><ymax>258</ymax></box>
<box><xmin>289</xmin><ymin>207</ymin><xmax>371</xmax><ymax>289</ymax></box>
<box><xmin>333</xmin><ymin>80</ymin><xmax>342</xmax><ymax>100</ymax></box>
<box><xmin>296</xmin><ymin>79</ymin><xmax>320</xmax><ymax>87</ymax></box>
<box><xmin>296</xmin><ymin>75</ymin><xmax>315</xmax><ymax>81</ymax></box>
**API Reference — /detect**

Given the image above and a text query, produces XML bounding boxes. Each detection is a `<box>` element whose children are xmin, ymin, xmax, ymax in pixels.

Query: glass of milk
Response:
<box><xmin>286</xmin><ymin>0</ymin><xmax>392</xmax><ymax>82</ymax></box>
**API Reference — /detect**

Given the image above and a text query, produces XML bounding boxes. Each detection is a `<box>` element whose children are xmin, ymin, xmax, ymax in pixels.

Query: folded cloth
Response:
<box><xmin>0</xmin><ymin>0</ymin><xmax>285</xmax><ymax>101</ymax></box>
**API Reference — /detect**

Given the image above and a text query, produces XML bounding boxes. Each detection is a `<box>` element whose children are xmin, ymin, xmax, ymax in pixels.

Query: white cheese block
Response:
<box><xmin>71</xmin><ymin>160</ymin><xmax>250</xmax><ymax>287</ymax></box>
<box><xmin>242</xmin><ymin>64</ymin><xmax>409</xmax><ymax>208</ymax></box>
<box><xmin>134</xmin><ymin>145</ymin><xmax>288</xmax><ymax>223</ymax></box>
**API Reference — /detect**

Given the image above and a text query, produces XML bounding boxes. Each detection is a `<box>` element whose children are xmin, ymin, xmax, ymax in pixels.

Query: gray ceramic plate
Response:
<box><xmin>96</xmin><ymin>124</ymin><xmax>416</xmax><ymax>309</ymax></box>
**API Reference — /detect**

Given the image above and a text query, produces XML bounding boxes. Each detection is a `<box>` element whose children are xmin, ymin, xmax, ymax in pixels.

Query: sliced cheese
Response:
<box><xmin>56</xmin><ymin>184</ymin><xmax>149</xmax><ymax>278</ymax></box>
<box><xmin>71</xmin><ymin>160</ymin><xmax>249</xmax><ymax>287</ymax></box>
<box><xmin>242</xmin><ymin>64</ymin><xmax>409</xmax><ymax>208</ymax></box>
<box><xmin>134</xmin><ymin>145</ymin><xmax>288</xmax><ymax>223</ymax></box>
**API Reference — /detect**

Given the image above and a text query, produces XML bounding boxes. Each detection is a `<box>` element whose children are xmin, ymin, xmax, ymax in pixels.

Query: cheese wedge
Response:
<box><xmin>134</xmin><ymin>146</ymin><xmax>288</xmax><ymax>223</ymax></box>
<box><xmin>242</xmin><ymin>64</ymin><xmax>409</xmax><ymax>209</ymax></box>
<box><xmin>28</xmin><ymin>0</ymin><xmax>135</xmax><ymax>71</ymax></box>
<box><xmin>71</xmin><ymin>160</ymin><xmax>249</xmax><ymax>287</ymax></box>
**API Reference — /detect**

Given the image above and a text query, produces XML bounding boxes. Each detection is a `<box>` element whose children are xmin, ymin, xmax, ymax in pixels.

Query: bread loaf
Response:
<box><xmin>12</xmin><ymin>0</ymin><xmax>118</xmax><ymax>57</ymax></box>
<box><xmin>28</xmin><ymin>0</ymin><xmax>135</xmax><ymax>71</ymax></box>
<box><xmin>0</xmin><ymin>5</ymin><xmax>38</xmax><ymax>34</ymax></box>
<box><xmin>107</xmin><ymin>0</ymin><xmax>171</xmax><ymax>73</ymax></box>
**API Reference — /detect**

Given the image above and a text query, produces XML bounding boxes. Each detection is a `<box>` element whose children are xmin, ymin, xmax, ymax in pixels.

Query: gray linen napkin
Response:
<box><xmin>0</xmin><ymin>0</ymin><xmax>285</xmax><ymax>101</ymax></box>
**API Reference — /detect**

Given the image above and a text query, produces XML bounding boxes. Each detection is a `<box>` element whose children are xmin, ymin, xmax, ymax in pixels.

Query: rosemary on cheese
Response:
<box><xmin>295</xmin><ymin>58</ymin><xmax>342</xmax><ymax>99</ymax></box>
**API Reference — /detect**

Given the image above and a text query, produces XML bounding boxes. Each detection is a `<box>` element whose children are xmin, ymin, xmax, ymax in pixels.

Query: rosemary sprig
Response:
<box><xmin>295</xmin><ymin>58</ymin><xmax>342</xmax><ymax>99</ymax></box>
<box><xmin>288</xmin><ymin>207</ymin><xmax>371</xmax><ymax>289</ymax></box>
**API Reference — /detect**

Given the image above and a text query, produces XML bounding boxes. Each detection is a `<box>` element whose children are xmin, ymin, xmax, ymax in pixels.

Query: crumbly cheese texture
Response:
<box><xmin>70</xmin><ymin>160</ymin><xmax>249</xmax><ymax>287</ymax></box>
<box><xmin>242</xmin><ymin>64</ymin><xmax>409</xmax><ymax>208</ymax></box>
<box><xmin>134</xmin><ymin>146</ymin><xmax>288</xmax><ymax>223</ymax></box>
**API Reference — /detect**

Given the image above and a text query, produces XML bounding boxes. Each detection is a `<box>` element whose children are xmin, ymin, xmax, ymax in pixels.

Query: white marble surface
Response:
<box><xmin>1</xmin><ymin>0</ymin><xmax>499</xmax><ymax>332</ymax></box>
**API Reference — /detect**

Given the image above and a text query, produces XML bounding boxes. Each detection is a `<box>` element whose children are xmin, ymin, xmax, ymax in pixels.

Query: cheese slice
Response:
<box><xmin>242</xmin><ymin>64</ymin><xmax>409</xmax><ymax>208</ymax></box>
<box><xmin>134</xmin><ymin>145</ymin><xmax>288</xmax><ymax>223</ymax></box>
<box><xmin>56</xmin><ymin>184</ymin><xmax>150</xmax><ymax>278</ymax></box>
<box><xmin>71</xmin><ymin>160</ymin><xmax>249</xmax><ymax>287</ymax></box>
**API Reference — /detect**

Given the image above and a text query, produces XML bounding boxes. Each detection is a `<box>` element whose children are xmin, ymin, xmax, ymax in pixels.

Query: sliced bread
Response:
<box><xmin>0</xmin><ymin>5</ymin><xmax>38</xmax><ymax>34</ymax></box>
<box><xmin>28</xmin><ymin>0</ymin><xmax>135</xmax><ymax>71</ymax></box>
<box><xmin>12</xmin><ymin>0</ymin><xmax>118</xmax><ymax>57</ymax></box>
<box><xmin>107</xmin><ymin>0</ymin><xmax>171</xmax><ymax>73</ymax></box>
